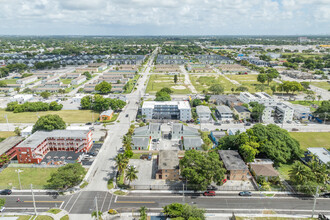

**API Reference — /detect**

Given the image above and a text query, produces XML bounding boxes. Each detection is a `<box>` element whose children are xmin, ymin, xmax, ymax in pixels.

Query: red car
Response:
<box><xmin>203</xmin><ymin>191</ymin><xmax>216</xmax><ymax>196</ymax></box>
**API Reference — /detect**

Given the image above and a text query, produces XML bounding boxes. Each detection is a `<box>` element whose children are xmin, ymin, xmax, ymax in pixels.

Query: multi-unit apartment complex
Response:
<box><xmin>142</xmin><ymin>101</ymin><xmax>191</xmax><ymax>121</ymax></box>
<box><xmin>15</xmin><ymin>130</ymin><xmax>92</xmax><ymax>164</ymax></box>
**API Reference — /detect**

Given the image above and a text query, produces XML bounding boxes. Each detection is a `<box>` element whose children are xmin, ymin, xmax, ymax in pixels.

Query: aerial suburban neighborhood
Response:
<box><xmin>0</xmin><ymin>2</ymin><xmax>330</xmax><ymax>219</ymax></box>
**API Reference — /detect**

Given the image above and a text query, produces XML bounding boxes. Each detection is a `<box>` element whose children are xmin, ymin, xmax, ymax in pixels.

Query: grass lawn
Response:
<box><xmin>131</xmin><ymin>152</ymin><xmax>158</xmax><ymax>159</ymax></box>
<box><xmin>0</xmin><ymin>79</ymin><xmax>18</xmax><ymax>84</ymax></box>
<box><xmin>289</xmin><ymin>132</ymin><xmax>330</xmax><ymax>150</ymax></box>
<box><xmin>47</xmin><ymin>209</ymin><xmax>62</xmax><ymax>214</ymax></box>
<box><xmin>0</xmin><ymin>131</ymin><xmax>16</xmax><ymax>139</ymax></box>
<box><xmin>60</xmin><ymin>215</ymin><xmax>69</xmax><ymax>220</ymax></box>
<box><xmin>0</xmin><ymin>167</ymin><xmax>58</xmax><ymax>189</ymax></box>
<box><xmin>236</xmin><ymin>217</ymin><xmax>316</xmax><ymax>220</ymax></box>
<box><xmin>35</xmin><ymin>216</ymin><xmax>54</xmax><ymax>220</ymax></box>
<box><xmin>277</xmin><ymin>163</ymin><xmax>294</xmax><ymax>181</ymax></box>
<box><xmin>107</xmin><ymin>178</ymin><xmax>114</xmax><ymax>190</ymax></box>
<box><xmin>311</xmin><ymin>81</ymin><xmax>330</xmax><ymax>90</ymax></box>
<box><xmin>146</xmin><ymin>74</ymin><xmax>191</xmax><ymax>94</ymax></box>
<box><xmin>190</xmin><ymin>74</ymin><xmax>236</xmax><ymax>93</ymax></box>
<box><xmin>60</xmin><ymin>78</ymin><xmax>72</xmax><ymax>84</ymax></box>
<box><xmin>0</xmin><ymin>109</ymin><xmax>99</xmax><ymax>123</ymax></box>
<box><xmin>289</xmin><ymin>100</ymin><xmax>322</xmax><ymax>106</ymax></box>
<box><xmin>227</xmin><ymin>74</ymin><xmax>278</xmax><ymax>93</ymax></box>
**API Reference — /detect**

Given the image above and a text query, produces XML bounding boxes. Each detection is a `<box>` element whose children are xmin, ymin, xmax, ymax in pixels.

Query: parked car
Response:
<box><xmin>292</xmin><ymin>128</ymin><xmax>299</xmax><ymax>131</ymax></box>
<box><xmin>147</xmin><ymin>153</ymin><xmax>152</xmax><ymax>161</ymax></box>
<box><xmin>203</xmin><ymin>191</ymin><xmax>216</xmax><ymax>196</ymax></box>
<box><xmin>126</xmin><ymin>114</ymin><xmax>129</xmax><ymax>117</ymax></box>
<box><xmin>207</xmin><ymin>185</ymin><xmax>218</xmax><ymax>191</ymax></box>
<box><xmin>239</xmin><ymin>191</ymin><xmax>252</xmax><ymax>196</ymax></box>
<box><xmin>214</xmin><ymin>122</ymin><xmax>221</xmax><ymax>125</ymax></box>
<box><xmin>94</xmin><ymin>122</ymin><xmax>101</xmax><ymax>125</ymax></box>
<box><xmin>118</xmin><ymin>147</ymin><xmax>124</xmax><ymax>152</ymax></box>
<box><xmin>0</xmin><ymin>189</ymin><xmax>12</xmax><ymax>195</ymax></box>
<box><xmin>321</xmin><ymin>193</ymin><xmax>330</xmax><ymax>198</ymax></box>
<box><xmin>140</xmin><ymin>154</ymin><xmax>149</xmax><ymax>160</ymax></box>
<box><xmin>85</xmin><ymin>122</ymin><xmax>92</xmax><ymax>125</ymax></box>
<box><xmin>245</xmin><ymin>123</ymin><xmax>251</xmax><ymax>126</ymax></box>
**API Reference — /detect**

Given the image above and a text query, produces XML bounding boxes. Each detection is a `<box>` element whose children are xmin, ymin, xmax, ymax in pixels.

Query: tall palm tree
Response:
<box><xmin>125</xmin><ymin>166</ymin><xmax>138</xmax><ymax>186</ymax></box>
<box><xmin>115</xmin><ymin>153</ymin><xmax>128</xmax><ymax>174</ymax></box>
<box><xmin>139</xmin><ymin>206</ymin><xmax>147</xmax><ymax>219</ymax></box>
<box><xmin>289</xmin><ymin>161</ymin><xmax>309</xmax><ymax>183</ymax></box>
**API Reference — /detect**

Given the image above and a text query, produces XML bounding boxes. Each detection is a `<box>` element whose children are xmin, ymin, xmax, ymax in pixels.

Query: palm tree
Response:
<box><xmin>115</xmin><ymin>153</ymin><xmax>128</xmax><ymax>174</ymax></box>
<box><xmin>139</xmin><ymin>206</ymin><xmax>147</xmax><ymax>219</ymax></box>
<box><xmin>317</xmin><ymin>95</ymin><xmax>322</xmax><ymax>102</ymax></box>
<box><xmin>125</xmin><ymin>166</ymin><xmax>138</xmax><ymax>186</ymax></box>
<box><xmin>289</xmin><ymin>161</ymin><xmax>309</xmax><ymax>183</ymax></box>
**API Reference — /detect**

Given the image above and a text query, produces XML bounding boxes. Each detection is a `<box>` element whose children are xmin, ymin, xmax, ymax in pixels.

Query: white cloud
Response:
<box><xmin>0</xmin><ymin>0</ymin><xmax>329</xmax><ymax>35</ymax></box>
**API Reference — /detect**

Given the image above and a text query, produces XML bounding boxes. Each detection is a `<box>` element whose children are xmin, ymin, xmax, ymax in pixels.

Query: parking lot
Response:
<box><xmin>128</xmin><ymin>158</ymin><xmax>156</xmax><ymax>186</ymax></box>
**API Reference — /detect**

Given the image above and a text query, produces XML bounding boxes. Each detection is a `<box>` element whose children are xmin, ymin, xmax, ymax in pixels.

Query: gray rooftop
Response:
<box><xmin>308</xmin><ymin>148</ymin><xmax>330</xmax><ymax>165</ymax></box>
<box><xmin>172</xmin><ymin>123</ymin><xmax>199</xmax><ymax>136</ymax></box>
<box><xmin>234</xmin><ymin>105</ymin><xmax>250</xmax><ymax>113</ymax></box>
<box><xmin>0</xmin><ymin>136</ymin><xmax>24</xmax><ymax>155</ymax></box>
<box><xmin>196</xmin><ymin>105</ymin><xmax>211</xmax><ymax>114</ymax></box>
<box><xmin>184</xmin><ymin>137</ymin><xmax>203</xmax><ymax>148</ymax></box>
<box><xmin>158</xmin><ymin>150</ymin><xmax>179</xmax><ymax>170</ymax></box>
<box><xmin>132</xmin><ymin>137</ymin><xmax>149</xmax><ymax>147</ymax></box>
<box><xmin>100</xmin><ymin>110</ymin><xmax>113</xmax><ymax>117</ymax></box>
<box><xmin>16</xmin><ymin>130</ymin><xmax>90</xmax><ymax>150</ymax></box>
<box><xmin>216</xmin><ymin>105</ymin><xmax>233</xmax><ymax>114</ymax></box>
<box><xmin>218</xmin><ymin>150</ymin><xmax>248</xmax><ymax>171</ymax></box>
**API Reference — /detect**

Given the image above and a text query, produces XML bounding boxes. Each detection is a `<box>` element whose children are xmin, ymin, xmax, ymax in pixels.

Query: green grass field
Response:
<box><xmin>0</xmin><ymin>79</ymin><xmax>18</xmax><ymax>84</ymax></box>
<box><xmin>190</xmin><ymin>74</ymin><xmax>236</xmax><ymax>93</ymax></box>
<box><xmin>227</xmin><ymin>74</ymin><xmax>278</xmax><ymax>93</ymax></box>
<box><xmin>277</xmin><ymin>163</ymin><xmax>294</xmax><ymax>180</ymax></box>
<box><xmin>289</xmin><ymin>132</ymin><xmax>330</xmax><ymax>150</ymax></box>
<box><xmin>311</xmin><ymin>81</ymin><xmax>330</xmax><ymax>90</ymax></box>
<box><xmin>0</xmin><ymin>167</ymin><xmax>58</xmax><ymax>189</ymax></box>
<box><xmin>146</xmin><ymin>74</ymin><xmax>191</xmax><ymax>94</ymax></box>
<box><xmin>236</xmin><ymin>217</ymin><xmax>316</xmax><ymax>220</ymax></box>
<box><xmin>0</xmin><ymin>109</ymin><xmax>99</xmax><ymax>123</ymax></box>
<box><xmin>0</xmin><ymin>131</ymin><xmax>16</xmax><ymax>139</ymax></box>
<box><xmin>60</xmin><ymin>78</ymin><xmax>72</xmax><ymax>84</ymax></box>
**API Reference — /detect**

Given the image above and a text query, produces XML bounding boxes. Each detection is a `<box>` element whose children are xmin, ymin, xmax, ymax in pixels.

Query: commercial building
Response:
<box><xmin>156</xmin><ymin>150</ymin><xmax>180</xmax><ymax>180</ymax></box>
<box><xmin>215</xmin><ymin>105</ymin><xmax>233</xmax><ymax>121</ymax></box>
<box><xmin>142</xmin><ymin>101</ymin><xmax>191</xmax><ymax>121</ymax></box>
<box><xmin>218</xmin><ymin>150</ymin><xmax>249</xmax><ymax>181</ymax></box>
<box><xmin>99</xmin><ymin>110</ymin><xmax>114</xmax><ymax>122</ymax></box>
<box><xmin>15</xmin><ymin>129</ymin><xmax>92</xmax><ymax>164</ymax></box>
<box><xmin>196</xmin><ymin>105</ymin><xmax>212</xmax><ymax>122</ymax></box>
<box><xmin>0</xmin><ymin>136</ymin><xmax>24</xmax><ymax>164</ymax></box>
<box><xmin>292</xmin><ymin>104</ymin><xmax>311</xmax><ymax>121</ymax></box>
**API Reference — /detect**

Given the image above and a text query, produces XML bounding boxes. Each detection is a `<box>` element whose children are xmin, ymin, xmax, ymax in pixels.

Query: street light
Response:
<box><xmin>15</xmin><ymin>169</ymin><xmax>24</xmax><ymax>190</ymax></box>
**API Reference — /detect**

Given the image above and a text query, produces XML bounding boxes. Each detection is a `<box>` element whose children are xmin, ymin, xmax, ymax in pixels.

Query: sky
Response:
<box><xmin>0</xmin><ymin>0</ymin><xmax>329</xmax><ymax>35</ymax></box>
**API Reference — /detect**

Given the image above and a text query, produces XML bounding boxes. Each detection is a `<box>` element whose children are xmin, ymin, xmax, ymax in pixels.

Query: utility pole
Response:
<box><xmin>4</xmin><ymin>114</ymin><xmax>9</xmax><ymax>131</ymax></box>
<box><xmin>323</xmin><ymin>112</ymin><xmax>327</xmax><ymax>124</ymax></box>
<box><xmin>311</xmin><ymin>185</ymin><xmax>319</xmax><ymax>218</ymax></box>
<box><xmin>31</xmin><ymin>184</ymin><xmax>37</xmax><ymax>216</ymax></box>
<box><xmin>15</xmin><ymin>169</ymin><xmax>23</xmax><ymax>190</ymax></box>
<box><xmin>95</xmin><ymin>196</ymin><xmax>99</xmax><ymax>219</ymax></box>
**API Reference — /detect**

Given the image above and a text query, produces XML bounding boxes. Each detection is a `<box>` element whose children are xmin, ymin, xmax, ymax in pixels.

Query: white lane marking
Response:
<box><xmin>4</xmin><ymin>207</ymin><xmax>50</xmax><ymax>210</ymax></box>
<box><xmin>114</xmin><ymin>195</ymin><xmax>118</xmax><ymax>203</ymax></box>
<box><xmin>100</xmin><ymin>192</ymin><xmax>108</xmax><ymax>211</ymax></box>
<box><xmin>68</xmin><ymin>191</ymin><xmax>82</xmax><ymax>213</ymax></box>
<box><xmin>62</xmin><ymin>194</ymin><xmax>74</xmax><ymax>210</ymax></box>
<box><xmin>108</xmin><ymin>193</ymin><xmax>114</xmax><ymax>211</ymax></box>
<box><xmin>59</xmin><ymin>201</ymin><xmax>64</xmax><ymax>209</ymax></box>
<box><xmin>145</xmin><ymin>208</ymin><xmax>330</xmax><ymax>213</ymax></box>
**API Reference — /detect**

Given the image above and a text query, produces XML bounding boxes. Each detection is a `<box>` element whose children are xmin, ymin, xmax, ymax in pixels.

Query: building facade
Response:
<box><xmin>142</xmin><ymin>101</ymin><xmax>191</xmax><ymax>121</ymax></box>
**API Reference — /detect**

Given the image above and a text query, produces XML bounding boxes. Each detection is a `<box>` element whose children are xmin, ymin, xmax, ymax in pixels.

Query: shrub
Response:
<box><xmin>108</xmin><ymin>209</ymin><xmax>118</xmax><ymax>215</ymax></box>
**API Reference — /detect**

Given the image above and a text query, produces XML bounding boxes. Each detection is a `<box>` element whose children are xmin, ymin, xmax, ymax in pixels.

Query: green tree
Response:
<box><xmin>180</xmin><ymin>150</ymin><xmax>226</xmax><ymax>190</ymax></box>
<box><xmin>80</xmin><ymin>96</ymin><xmax>92</xmax><ymax>109</ymax></box>
<box><xmin>208</xmin><ymin>84</ymin><xmax>224</xmax><ymax>95</ymax></box>
<box><xmin>155</xmin><ymin>91</ymin><xmax>171</xmax><ymax>101</ymax></box>
<box><xmin>192</xmin><ymin>99</ymin><xmax>202</xmax><ymax>107</ymax></box>
<box><xmin>174</xmin><ymin>74</ymin><xmax>178</xmax><ymax>84</ymax></box>
<box><xmin>125</xmin><ymin>166</ymin><xmax>138</xmax><ymax>186</ymax></box>
<box><xmin>162</xmin><ymin>203</ymin><xmax>205</xmax><ymax>220</ymax></box>
<box><xmin>47</xmin><ymin>163</ymin><xmax>86</xmax><ymax>189</ymax></box>
<box><xmin>314</xmin><ymin>101</ymin><xmax>330</xmax><ymax>120</ymax></box>
<box><xmin>40</xmin><ymin>91</ymin><xmax>51</xmax><ymax>99</ymax></box>
<box><xmin>249</xmin><ymin>102</ymin><xmax>265</xmax><ymax>122</ymax></box>
<box><xmin>91</xmin><ymin>211</ymin><xmax>102</xmax><ymax>220</ymax></box>
<box><xmin>49</xmin><ymin>101</ymin><xmax>63</xmax><ymax>111</ymax></box>
<box><xmin>257</xmin><ymin>74</ymin><xmax>267</xmax><ymax>84</ymax></box>
<box><xmin>14</xmin><ymin>127</ymin><xmax>21</xmax><ymax>136</ymax></box>
<box><xmin>95</xmin><ymin>81</ymin><xmax>112</xmax><ymax>94</ymax></box>
<box><xmin>109</xmin><ymin>99</ymin><xmax>126</xmax><ymax>111</ymax></box>
<box><xmin>32</xmin><ymin>114</ymin><xmax>66</xmax><ymax>133</ymax></box>
<box><xmin>159</xmin><ymin>87</ymin><xmax>173</xmax><ymax>94</ymax></box>
<box><xmin>93</xmin><ymin>94</ymin><xmax>110</xmax><ymax>112</ymax></box>
<box><xmin>115</xmin><ymin>153</ymin><xmax>128</xmax><ymax>174</ymax></box>
<box><xmin>0</xmin><ymin>154</ymin><xmax>10</xmax><ymax>167</ymax></box>
<box><xmin>139</xmin><ymin>206</ymin><xmax>147</xmax><ymax>220</ymax></box>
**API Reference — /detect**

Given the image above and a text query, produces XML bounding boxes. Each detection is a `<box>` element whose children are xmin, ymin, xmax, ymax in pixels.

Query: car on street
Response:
<box><xmin>292</xmin><ymin>128</ymin><xmax>299</xmax><ymax>131</ymax></box>
<box><xmin>321</xmin><ymin>193</ymin><xmax>330</xmax><ymax>198</ymax></box>
<box><xmin>126</xmin><ymin>114</ymin><xmax>129</xmax><ymax>117</ymax></box>
<box><xmin>118</xmin><ymin>147</ymin><xmax>124</xmax><ymax>152</ymax></box>
<box><xmin>245</xmin><ymin>123</ymin><xmax>251</xmax><ymax>126</ymax></box>
<box><xmin>239</xmin><ymin>191</ymin><xmax>252</xmax><ymax>196</ymax></box>
<box><xmin>85</xmin><ymin>122</ymin><xmax>92</xmax><ymax>125</ymax></box>
<box><xmin>203</xmin><ymin>191</ymin><xmax>216</xmax><ymax>196</ymax></box>
<box><xmin>0</xmin><ymin>189</ymin><xmax>12</xmax><ymax>195</ymax></box>
<box><xmin>214</xmin><ymin>122</ymin><xmax>221</xmax><ymax>125</ymax></box>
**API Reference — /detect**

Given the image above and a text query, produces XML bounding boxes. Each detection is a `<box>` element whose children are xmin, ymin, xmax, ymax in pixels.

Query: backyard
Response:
<box><xmin>190</xmin><ymin>74</ymin><xmax>236</xmax><ymax>93</ymax></box>
<box><xmin>0</xmin><ymin>167</ymin><xmax>58</xmax><ymax>189</ymax></box>
<box><xmin>226</xmin><ymin>74</ymin><xmax>278</xmax><ymax>94</ymax></box>
<box><xmin>146</xmin><ymin>74</ymin><xmax>191</xmax><ymax>94</ymax></box>
<box><xmin>0</xmin><ymin>109</ymin><xmax>99</xmax><ymax>123</ymax></box>
<box><xmin>289</xmin><ymin>132</ymin><xmax>330</xmax><ymax>150</ymax></box>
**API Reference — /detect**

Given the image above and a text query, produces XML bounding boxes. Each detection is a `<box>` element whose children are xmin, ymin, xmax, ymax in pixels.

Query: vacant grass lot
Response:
<box><xmin>227</xmin><ymin>74</ymin><xmax>278</xmax><ymax>93</ymax></box>
<box><xmin>0</xmin><ymin>109</ymin><xmax>99</xmax><ymax>123</ymax></box>
<box><xmin>60</xmin><ymin>78</ymin><xmax>72</xmax><ymax>84</ymax></box>
<box><xmin>236</xmin><ymin>217</ymin><xmax>316</xmax><ymax>220</ymax></box>
<box><xmin>0</xmin><ymin>167</ymin><xmax>58</xmax><ymax>189</ymax></box>
<box><xmin>311</xmin><ymin>81</ymin><xmax>330</xmax><ymax>90</ymax></box>
<box><xmin>190</xmin><ymin>74</ymin><xmax>236</xmax><ymax>93</ymax></box>
<box><xmin>146</xmin><ymin>74</ymin><xmax>191</xmax><ymax>94</ymax></box>
<box><xmin>277</xmin><ymin>163</ymin><xmax>294</xmax><ymax>181</ymax></box>
<box><xmin>0</xmin><ymin>131</ymin><xmax>16</xmax><ymax>139</ymax></box>
<box><xmin>289</xmin><ymin>132</ymin><xmax>330</xmax><ymax>150</ymax></box>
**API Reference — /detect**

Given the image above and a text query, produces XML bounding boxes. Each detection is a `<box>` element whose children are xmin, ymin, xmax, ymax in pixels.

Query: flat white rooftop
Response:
<box><xmin>142</xmin><ymin>101</ymin><xmax>191</xmax><ymax>110</ymax></box>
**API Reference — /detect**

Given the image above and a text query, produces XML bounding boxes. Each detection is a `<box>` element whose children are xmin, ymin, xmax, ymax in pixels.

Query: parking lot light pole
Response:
<box><xmin>15</xmin><ymin>169</ymin><xmax>23</xmax><ymax>190</ymax></box>
<box><xmin>182</xmin><ymin>184</ymin><xmax>185</xmax><ymax>202</ymax></box>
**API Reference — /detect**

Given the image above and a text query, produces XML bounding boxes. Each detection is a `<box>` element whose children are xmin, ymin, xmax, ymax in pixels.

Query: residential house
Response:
<box><xmin>132</xmin><ymin>137</ymin><xmax>150</xmax><ymax>150</ymax></box>
<box><xmin>183</xmin><ymin>137</ymin><xmax>204</xmax><ymax>150</ymax></box>
<box><xmin>218</xmin><ymin>150</ymin><xmax>249</xmax><ymax>180</ymax></box>
<box><xmin>307</xmin><ymin>148</ymin><xmax>330</xmax><ymax>166</ymax></box>
<box><xmin>156</xmin><ymin>150</ymin><xmax>180</xmax><ymax>180</ymax></box>
<box><xmin>99</xmin><ymin>110</ymin><xmax>114</xmax><ymax>122</ymax></box>
<box><xmin>233</xmin><ymin>106</ymin><xmax>251</xmax><ymax>120</ymax></box>
<box><xmin>133</xmin><ymin>123</ymin><xmax>162</xmax><ymax>140</ymax></box>
<box><xmin>196</xmin><ymin>105</ymin><xmax>212</xmax><ymax>122</ymax></box>
<box><xmin>249</xmin><ymin>159</ymin><xmax>279</xmax><ymax>181</ymax></box>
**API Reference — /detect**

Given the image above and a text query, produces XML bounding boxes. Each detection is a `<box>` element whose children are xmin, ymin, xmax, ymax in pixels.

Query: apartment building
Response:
<box><xmin>17</xmin><ymin>75</ymin><xmax>38</xmax><ymax>85</ymax></box>
<box><xmin>218</xmin><ymin>150</ymin><xmax>249</xmax><ymax>181</ymax></box>
<box><xmin>156</xmin><ymin>150</ymin><xmax>180</xmax><ymax>180</ymax></box>
<box><xmin>71</xmin><ymin>76</ymin><xmax>86</xmax><ymax>85</ymax></box>
<box><xmin>215</xmin><ymin>105</ymin><xmax>233</xmax><ymax>121</ymax></box>
<box><xmin>15</xmin><ymin>129</ymin><xmax>92</xmax><ymax>164</ymax></box>
<box><xmin>142</xmin><ymin>101</ymin><xmax>191</xmax><ymax>121</ymax></box>
<box><xmin>196</xmin><ymin>105</ymin><xmax>211</xmax><ymax>122</ymax></box>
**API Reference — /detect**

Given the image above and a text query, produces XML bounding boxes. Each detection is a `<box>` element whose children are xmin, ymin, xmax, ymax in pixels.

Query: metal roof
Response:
<box><xmin>216</xmin><ymin>105</ymin><xmax>233</xmax><ymax>114</ymax></box>
<box><xmin>308</xmin><ymin>148</ymin><xmax>330</xmax><ymax>165</ymax></box>
<box><xmin>0</xmin><ymin>136</ymin><xmax>24</xmax><ymax>155</ymax></box>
